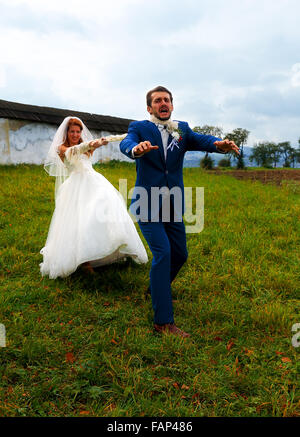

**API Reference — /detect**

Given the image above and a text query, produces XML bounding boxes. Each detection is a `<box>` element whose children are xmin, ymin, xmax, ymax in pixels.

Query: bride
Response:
<box><xmin>40</xmin><ymin>116</ymin><xmax>148</xmax><ymax>279</ymax></box>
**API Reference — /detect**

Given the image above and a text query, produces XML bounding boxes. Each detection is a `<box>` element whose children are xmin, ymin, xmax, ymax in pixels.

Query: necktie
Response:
<box><xmin>157</xmin><ymin>124</ymin><xmax>168</xmax><ymax>159</ymax></box>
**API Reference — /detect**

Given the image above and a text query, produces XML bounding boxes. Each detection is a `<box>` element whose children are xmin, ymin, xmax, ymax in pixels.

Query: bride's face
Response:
<box><xmin>67</xmin><ymin>125</ymin><xmax>82</xmax><ymax>146</ymax></box>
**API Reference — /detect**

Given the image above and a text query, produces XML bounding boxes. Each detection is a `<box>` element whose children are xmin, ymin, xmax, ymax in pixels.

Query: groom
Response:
<box><xmin>120</xmin><ymin>86</ymin><xmax>239</xmax><ymax>337</ymax></box>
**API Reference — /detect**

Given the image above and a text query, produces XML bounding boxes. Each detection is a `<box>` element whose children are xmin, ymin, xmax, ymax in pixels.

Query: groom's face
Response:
<box><xmin>147</xmin><ymin>91</ymin><xmax>173</xmax><ymax>121</ymax></box>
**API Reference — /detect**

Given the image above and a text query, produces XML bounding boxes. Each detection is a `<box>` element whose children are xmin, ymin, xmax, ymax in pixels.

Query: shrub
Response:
<box><xmin>218</xmin><ymin>158</ymin><xmax>231</xmax><ymax>168</ymax></box>
<box><xmin>200</xmin><ymin>155</ymin><xmax>214</xmax><ymax>170</ymax></box>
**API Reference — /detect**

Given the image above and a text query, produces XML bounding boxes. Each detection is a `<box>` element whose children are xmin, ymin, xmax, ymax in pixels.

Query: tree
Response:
<box><xmin>249</xmin><ymin>142</ymin><xmax>273</xmax><ymax>168</ymax></box>
<box><xmin>289</xmin><ymin>148</ymin><xmax>299</xmax><ymax>168</ymax></box>
<box><xmin>193</xmin><ymin>125</ymin><xmax>223</xmax><ymax>164</ymax></box>
<box><xmin>193</xmin><ymin>125</ymin><xmax>224</xmax><ymax>138</ymax></box>
<box><xmin>224</xmin><ymin>128</ymin><xmax>250</xmax><ymax>169</ymax></box>
<box><xmin>278</xmin><ymin>141</ymin><xmax>293</xmax><ymax>167</ymax></box>
<box><xmin>268</xmin><ymin>143</ymin><xmax>281</xmax><ymax>168</ymax></box>
<box><xmin>297</xmin><ymin>139</ymin><xmax>300</xmax><ymax>165</ymax></box>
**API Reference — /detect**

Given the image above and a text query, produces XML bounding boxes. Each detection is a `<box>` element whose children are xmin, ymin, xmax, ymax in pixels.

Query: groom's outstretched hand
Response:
<box><xmin>133</xmin><ymin>141</ymin><xmax>159</xmax><ymax>156</ymax></box>
<box><xmin>214</xmin><ymin>139</ymin><xmax>240</xmax><ymax>155</ymax></box>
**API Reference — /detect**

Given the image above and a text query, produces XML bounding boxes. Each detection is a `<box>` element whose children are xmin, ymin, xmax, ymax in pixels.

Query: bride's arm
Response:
<box><xmin>57</xmin><ymin>144</ymin><xmax>69</xmax><ymax>162</ymax></box>
<box><xmin>58</xmin><ymin>138</ymin><xmax>108</xmax><ymax>162</ymax></box>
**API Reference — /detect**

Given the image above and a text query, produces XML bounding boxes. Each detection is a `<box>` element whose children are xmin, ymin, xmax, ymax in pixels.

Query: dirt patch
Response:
<box><xmin>212</xmin><ymin>169</ymin><xmax>300</xmax><ymax>185</ymax></box>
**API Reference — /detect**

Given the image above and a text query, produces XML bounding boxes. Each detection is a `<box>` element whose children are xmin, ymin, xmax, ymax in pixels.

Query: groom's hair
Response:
<box><xmin>146</xmin><ymin>86</ymin><xmax>173</xmax><ymax>107</ymax></box>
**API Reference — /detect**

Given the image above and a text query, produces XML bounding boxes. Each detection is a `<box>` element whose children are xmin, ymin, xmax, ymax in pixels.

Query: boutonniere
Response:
<box><xmin>167</xmin><ymin>136</ymin><xmax>181</xmax><ymax>152</ymax></box>
<box><xmin>167</xmin><ymin>127</ymin><xmax>184</xmax><ymax>152</ymax></box>
<box><xmin>167</xmin><ymin>125</ymin><xmax>184</xmax><ymax>152</ymax></box>
<box><xmin>171</xmin><ymin>128</ymin><xmax>183</xmax><ymax>142</ymax></box>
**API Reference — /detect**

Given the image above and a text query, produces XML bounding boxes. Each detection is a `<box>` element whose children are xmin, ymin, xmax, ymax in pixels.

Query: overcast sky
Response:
<box><xmin>0</xmin><ymin>0</ymin><xmax>300</xmax><ymax>146</ymax></box>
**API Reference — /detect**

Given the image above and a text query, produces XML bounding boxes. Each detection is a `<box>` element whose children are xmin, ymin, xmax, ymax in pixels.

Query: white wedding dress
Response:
<box><xmin>40</xmin><ymin>150</ymin><xmax>148</xmax><ymax>279</ymax></box>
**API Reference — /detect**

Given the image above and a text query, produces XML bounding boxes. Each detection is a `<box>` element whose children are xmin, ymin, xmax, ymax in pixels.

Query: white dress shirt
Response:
<box><xmin>156</xmin><ymin>124</ymin><xmax>169</xmax><ymax>160</ymax></box>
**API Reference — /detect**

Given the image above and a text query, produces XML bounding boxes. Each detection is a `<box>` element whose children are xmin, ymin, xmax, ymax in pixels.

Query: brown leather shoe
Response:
<box><xmin>81</xmin><ymin>262</ymin><xmax>96</xmax><ymax>275</ymax></box>
<box><xmin>154</xmin><ymin>323</ymin><xmax>190</xmax><ymax>338</ymax></box>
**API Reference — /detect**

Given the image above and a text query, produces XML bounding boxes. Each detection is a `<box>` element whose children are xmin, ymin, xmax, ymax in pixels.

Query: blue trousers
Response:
<box><xmin>138</xmin><ymin>220</ymin><xmax>188</xmax><ymax>324</ymax></box>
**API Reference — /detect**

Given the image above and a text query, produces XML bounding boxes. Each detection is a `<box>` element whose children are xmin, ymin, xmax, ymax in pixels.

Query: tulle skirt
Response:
<box><xmin>40</xmin><ymin>162</ymin><xmax>148</xmax><ymax>279</ymax></box>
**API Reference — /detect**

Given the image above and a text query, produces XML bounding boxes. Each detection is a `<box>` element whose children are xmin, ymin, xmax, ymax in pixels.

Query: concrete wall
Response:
<box><xmin>0</xmin><ymin>118</ymin><xmax>131</xmax><ymax>165</ymax></box>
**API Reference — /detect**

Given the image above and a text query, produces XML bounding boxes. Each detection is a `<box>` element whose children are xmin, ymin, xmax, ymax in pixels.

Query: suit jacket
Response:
<box><xmin>120</xmin><ymin>120</ymin><xmax>222</xmax><ymax>221</ymax></box>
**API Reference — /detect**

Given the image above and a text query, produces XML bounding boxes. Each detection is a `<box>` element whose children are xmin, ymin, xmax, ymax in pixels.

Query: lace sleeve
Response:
<box><xmin>105</xmin><ymin>134</ymin><xmax>127</xmax><ymax>142</ymax></box>
<box><xmin>64</xmin><ymin>135</ymin><xmax>127</xmax><ymax>164</ymax></box>
<box><xmin>64</xmin><ymin>141</ymin><xmax>92</xmax><ymax>164</ymax></box>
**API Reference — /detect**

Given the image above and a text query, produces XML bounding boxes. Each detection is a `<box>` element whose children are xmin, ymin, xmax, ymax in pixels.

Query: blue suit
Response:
<box><xmin>120</xmin><ymin>119</ymin><xmax>222</xmax><ymax>324</ymax></box>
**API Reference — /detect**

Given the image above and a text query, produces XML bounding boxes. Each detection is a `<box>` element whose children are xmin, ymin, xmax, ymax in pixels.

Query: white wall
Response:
<box><xmin>0</xmin><ymin>118</ymin><xmax>131</xmax><ymax>165</ymax></box>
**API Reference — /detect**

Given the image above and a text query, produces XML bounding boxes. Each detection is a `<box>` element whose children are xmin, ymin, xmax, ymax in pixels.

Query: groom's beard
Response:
<box><xmin>150</xmin><ymin>107</ymin><xmax>172</xmax><ymax>121</ymax></box>
<box><xmin>153</xmin><ymin>111</ymin><xmax>172</xmax><ymax>121</ymax></box>
<box><xmin>156</xmin><ymin>115</ymin><xmax>171</xmax><ymax>121</ymax></box>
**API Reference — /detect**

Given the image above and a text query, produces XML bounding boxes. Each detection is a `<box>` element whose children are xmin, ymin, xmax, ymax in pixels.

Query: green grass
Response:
<box><xmin>0</xmin><ymin>162</ymin><xmax>299</xmax><ymax>417</ymax></box>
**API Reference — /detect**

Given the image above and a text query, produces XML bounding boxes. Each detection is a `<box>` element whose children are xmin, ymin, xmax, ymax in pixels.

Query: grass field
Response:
<box><xmin>0</xmin><ymin>162</ymin><xmax>299</xmax><ymax>417</ymax></box>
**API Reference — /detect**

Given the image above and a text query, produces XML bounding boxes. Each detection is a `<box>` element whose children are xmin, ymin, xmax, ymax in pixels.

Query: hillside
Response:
<box><xmin>183</xmin><ymin>146</ymin><xmax>300</xmax><ymax>168</ymax></box>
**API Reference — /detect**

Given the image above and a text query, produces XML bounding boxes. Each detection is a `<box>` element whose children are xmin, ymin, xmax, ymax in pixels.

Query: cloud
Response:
<box><xmin>0</xmin><ymin>66</ymin><xmax>6</xmax><ymax>87</ymax></box>
<box><xmin>0</xmin><ymin>0</ymin><xmax>300</xmax><ymax>145</ymax></box>
<box><xmin>0</xmin><ymin>0</ymin><xmax>139</xmax><ymax>21</ymax></box>
<box><xmin>291</xmin><ymin>63</ymin><xmax>300</xmax><ymax>87</ymax></box>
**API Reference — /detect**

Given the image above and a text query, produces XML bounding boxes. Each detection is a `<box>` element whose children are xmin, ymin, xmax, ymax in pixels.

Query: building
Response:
<box><xmin>0</xmin><ymin>99</ymin><xmax>134</xmax><ymax>165</ymax></box>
